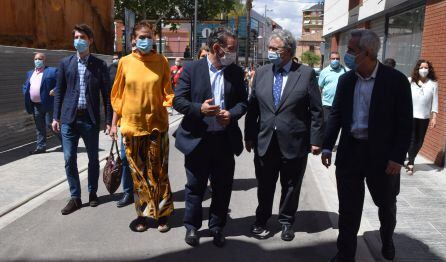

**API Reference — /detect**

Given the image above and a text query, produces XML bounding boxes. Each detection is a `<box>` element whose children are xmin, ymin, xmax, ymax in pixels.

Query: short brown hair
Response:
<box><xmin>72</xmin><ymin>24</ymin><xmax>94</xmax><ymax>39</ymax></box>
<box><xmin>132</xmin><ymin>20</ymin><xmax>154</xmax><ymax>38</ymax></box>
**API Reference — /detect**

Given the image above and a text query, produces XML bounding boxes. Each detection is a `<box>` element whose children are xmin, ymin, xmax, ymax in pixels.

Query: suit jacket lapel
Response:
<box><xmin>369</xmin><ymin>63</ymin><xmax>384</xmax><ymax>127</ymax></box>
<box><xmin>199</xmin><ymin>58</ymin><xmax>213</xmax><ymax>99</ymax></box>
<box><xmin>70</xmin><ymin>55</ymin><xmax>79</xmax><ymax>90</ymax></box>
<box><xmin>276</xmin><ymin>62</ymin><xmax>301</xmax><ymax>110</ymax></box>
<box><xmin>223</xmin><ymin>68</ymin><xmax>232</xmax><ymax>108</ymax></box>
<box><xmin>84</xmin><ymin>57</ymin><xmax>92</xmax><ymax>92</ymax></box>
<box><xmin>262</xmin><ymin>65</ymin><xmax>275</xmax><ymax>113</ymax></box>
<box><xmin>346</xmin><ymin>72</ymin><xmax>357</xmax><ymax>128</ymax></box>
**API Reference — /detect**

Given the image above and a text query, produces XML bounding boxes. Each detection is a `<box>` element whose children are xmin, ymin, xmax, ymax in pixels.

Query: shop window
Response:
<box><xmin>384</xmin><ymin>5</ymin><xmax>425</xmax><ymax>75</ymax></box>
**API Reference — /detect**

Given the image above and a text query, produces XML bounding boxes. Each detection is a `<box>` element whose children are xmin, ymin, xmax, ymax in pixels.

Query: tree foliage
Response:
<box><xmin>114</xmin><ymin>0</ymin><xmax>236</xmax><ymax>23</ymax></box>
<box><xmin>301</xmin><ymin>51</ymin><xmax>321</xmax><ymax>67</ymax></box>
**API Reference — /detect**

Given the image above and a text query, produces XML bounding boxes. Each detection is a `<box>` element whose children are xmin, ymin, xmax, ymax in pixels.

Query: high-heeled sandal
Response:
<box><xmin>406</xmin><ymin>165</ymin><xmax>414</xmax><ymax>176</ymax></box>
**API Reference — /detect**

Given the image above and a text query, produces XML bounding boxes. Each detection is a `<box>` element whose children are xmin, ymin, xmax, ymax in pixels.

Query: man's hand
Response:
<box><xmin>109</xmin><ymin>125</ymin><xmax>118</xmax><ymax>140</ymax></box>
<box><xmin>385</xmin><ymin>160</ymin><xmax>401</xmax><ymax>175</ymax></box>
<box><xmin>49</xmin><ymin>89</ymin><xmax>55</xmax><ymax>96</ymax></box>
<box><xmin>321</xmin><ymin>151</ymin><xmax>332</xmax><ymax>168</ymax></box>
<box><xmin>201</xmin><ymin>98</ymin><xmax>220</xmax><ymax>116</ymax></box>
<box><xmin>245</xmin><ymin>140</ymin><xmax>254</xmax><ymax>153</ymax></box>
<box><xmin>52</xmin><ymin>119</ymin><xmax>60</xmax><ymax>133</ymax></box>
<box><xmin>216</xmin><ymin>110</ymin><xmax>231</xmax><ymax>126</ymax></box>
<box><xmin>311</xmin><ymin>145</ymin><xmax>321</xmax><ymax>155</ymax></box>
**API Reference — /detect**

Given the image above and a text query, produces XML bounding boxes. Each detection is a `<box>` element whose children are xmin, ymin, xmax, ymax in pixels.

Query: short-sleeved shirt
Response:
<box><xmin>318</xmin><ymin>65</ymin><xmax>347</xmax><ymax>106</ymax></box>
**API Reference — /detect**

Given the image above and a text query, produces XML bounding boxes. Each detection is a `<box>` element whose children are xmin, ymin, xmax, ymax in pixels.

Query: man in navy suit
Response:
<box><xmin>322</xmin><ymin>29</ymin><xmax>412</xmax><ymax>261</ymax></box>
<box><xmin>173</xmin><ymin>28</ymin><xmax>247</xmax><ymax>247</ymax></box>
<box><xmin>22</xmin><ymin>52</ymin><xmax>60</xmax><ymax>154</ymax></box>
<box><xmin>52</xmin><ymin>24</ymin><xmax>112</xmax><ymax>215</ymax></box>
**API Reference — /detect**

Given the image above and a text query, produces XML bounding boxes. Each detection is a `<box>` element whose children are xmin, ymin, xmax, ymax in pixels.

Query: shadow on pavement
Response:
<box><xmin>172</xmin><ymin>178</ymin><xmax>257</xmax><ymax>203</ymax></box>
<box><xmin>413</xmin><ymin>163</ymin><xmax>443</xmax><ymax>172</ymax></box>
<box><xmin>0</xmin><ymin>136</ymin><xmax>60</xmax><ymax>166</ymax></box>
<box><xmin>364</xmin><ymin>230</ymin><xmax>445</xmax><ymax>261</ymax></box>
<box><xmin>134</xmin><ymin>239</ymin><xmax>338</xmax><ymax>262</ymax></box>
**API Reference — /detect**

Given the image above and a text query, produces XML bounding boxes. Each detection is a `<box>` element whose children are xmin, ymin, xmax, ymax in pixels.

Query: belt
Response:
<box><xmin>76</xmin><ymin>109</ymin><xmax>87</xmax><ymax>116</ymax></box>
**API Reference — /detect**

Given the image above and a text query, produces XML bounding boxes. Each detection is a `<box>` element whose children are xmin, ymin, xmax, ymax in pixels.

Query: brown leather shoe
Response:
<box><xmin>61</xmin><ymin>198</ymin><xmax>82</xmax><ymax>215</ymax></box>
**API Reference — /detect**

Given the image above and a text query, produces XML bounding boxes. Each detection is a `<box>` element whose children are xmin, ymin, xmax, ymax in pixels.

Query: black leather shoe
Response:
<box><xmin>61</xmin><ymin>198</ymin><xmax>82</xmax><ymax>215</ymax></box>
<box><xmin>281</xmin><ymin>224</ymin><xmax>295</xmax><ymax>241</ymax></box>
<box><xmin>185</xmin><ymin>228</ymin><xmax>199</xmax><ymax>247</ymax></box>
<box><xmin>381</xmin><ymin>241</ymin><xmax>395</xmax><ymax>260</ymax></box>
<box><xmin>89</xmin><ymin>192</ymin><xmax>99</xmax><ymax>207</ymax></box>
<box><xmin>329</xmin><ymin>254</ymin><xmax>356</xmax><ymax>262</ymax></box>
<box><xmin>117</xmin><ymin>193</ymin><xmax>134</xmax><ymax>208</ymax></box>
<box><xmin>211</xmin><ymin>229</ymin><xmax>225</xmax><ymax>247</ymax></box>
<box><xmin>251</xmin><ymin>224</ymin><xmax>267</xmax><ymax>235</ymax></box>
<box><xmin>29</xmin><ymin>148</ymin><xmax>46</xmax><ymax>155</ymax></box>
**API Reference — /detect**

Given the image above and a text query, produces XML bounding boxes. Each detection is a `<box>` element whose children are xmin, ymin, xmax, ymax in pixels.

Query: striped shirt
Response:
<box><xmin>77</xmin><ymin>54</ymin><xmax>89</xmax><ymax>109</ymax></box>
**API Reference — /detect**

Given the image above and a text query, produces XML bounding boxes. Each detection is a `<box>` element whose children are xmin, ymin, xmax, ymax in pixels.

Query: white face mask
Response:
<box><xmin>220</xmin><ymin>51</ymin><xmax>236</xmax><ymax>66</ymax></box>
<box><xmin>419</xmin><ymin>68</ymin><xmax>429</xmax><ymax>78</ymax></box>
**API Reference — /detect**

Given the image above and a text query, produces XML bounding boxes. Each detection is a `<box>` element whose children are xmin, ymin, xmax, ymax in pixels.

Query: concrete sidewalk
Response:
<box><xmin>0</xmin><ymin>114</ymin><xmax>183</xmax><ymax>218</ymax></box>
<box><xmin>0</xmin><ymin>119</ymin><xmax>374</xmax><ymax>262</ymax></box>
<box><xmin>315</xmin><ymin>149</ymin><xmax>446</xmax><ymax>261</ymax></box>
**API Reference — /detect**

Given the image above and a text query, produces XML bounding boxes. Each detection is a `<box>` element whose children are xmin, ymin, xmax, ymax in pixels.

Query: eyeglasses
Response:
<box><xmin>268</xmin><ymin>46</ymin><xmax>286</xmax><ymax>53</ymax></box>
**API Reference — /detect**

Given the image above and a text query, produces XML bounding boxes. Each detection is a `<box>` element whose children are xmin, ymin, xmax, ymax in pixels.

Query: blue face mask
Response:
<box><xmin>34</xmin><ymin>59</ymin><xmax>44</xmax><ymax>69</ymax></box>
<box><xmin>268</xmin><ymin>51</ymin><xmax>282</xmax><ymax>66</ymax></box>
<box><xmin>330</xmin><ymin>59</ymin><xmax>340</xmax><ymax>69</ymax></box>
<box><xmin>136</xmin><ymin>38</ymin><xmax>153</xmax><ymax>54</ymax></box>
<box><xmin>74</xmin><ymin>39</ymin><xmax>89</xmax><ymax>53</ymax></box>
<box><xmin>344</xmin><ymin>52</ymin><xmax>357</xmax><ymax>70</ymax></box>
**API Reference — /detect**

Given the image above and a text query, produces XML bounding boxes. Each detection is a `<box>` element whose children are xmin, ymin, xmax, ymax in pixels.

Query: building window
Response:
<box><xmin>310</xmin><ymin>45</ymin><xmax>315</xmax><ymax>52</ymax></box>
<box><xmin>385</xmin><ymin>5</ymin><xmax>425</xmax><ymax>75</ymax></box>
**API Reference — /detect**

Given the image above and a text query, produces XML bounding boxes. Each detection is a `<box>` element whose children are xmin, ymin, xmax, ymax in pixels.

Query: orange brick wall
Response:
<box><xmin>419</xmin><ymin>0</ymin><xmax>446</xmax><ymax>166</ymax></box>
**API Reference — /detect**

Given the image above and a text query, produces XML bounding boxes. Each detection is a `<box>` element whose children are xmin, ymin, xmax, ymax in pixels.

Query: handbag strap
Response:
<box><xmin>109</xmin><ymin>139</ymin><xmax>121</xmax><ymax>159</ymax></box>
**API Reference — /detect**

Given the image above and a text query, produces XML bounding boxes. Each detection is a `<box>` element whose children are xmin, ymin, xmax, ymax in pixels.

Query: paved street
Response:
<box><xmin>0</xmin><ymin>117</ymin><xmax>444</xmax><ymax>261</ymax></box>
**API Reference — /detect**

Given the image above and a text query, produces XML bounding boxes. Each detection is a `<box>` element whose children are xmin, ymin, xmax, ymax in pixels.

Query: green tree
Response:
<box><xmin>301</xmin><ymin>51</ymin><xmax>320</xmax><ymax>67</ymax></box>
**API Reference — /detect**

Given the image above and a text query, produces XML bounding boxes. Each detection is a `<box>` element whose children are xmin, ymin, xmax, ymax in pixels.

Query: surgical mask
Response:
<box><xmin>112</xmin><ymin>59</ymin><xmax>119</xmax><ymax>65</ymax></box>
<box><xmin>330</xmin><ymin>59</ymin><xmax>340</xmax><ymax>69</ymax></box>
<box><xmin>74</xmin><ymin>39</ymin><xmax>89</xmax><ymax>53</ymax></box>
<box><xmin>136</xmin><ymin>38</ymin><xmax>153</xmax><ymax>54</ymax></box>
<box><xmin>175</xmin><ymin>61</ymin><xmax>182</xmax><ymax>67</ymax></box>
<box><xmin>34</xmin><ymin>59</ymin><xmax>44</xmax><ymax>69</ymax></box>
<box><xmin>419</xmin><ymin>68</ymin><xmax>429</xmax><ymax>78</ymax></box>
<box><xmin>268</xmin><ymin>51</ymin><xmax>282</xmax><ymax>66</ymax></box>
<box><xmin>344</xmin><ymin>52</ymin><xmax>357</xmax><ymax>70</ymax></box>
<box><xmin>219</xmin><ymin>51</ymin><xmax>236</xmax><ymax>66</ymax></box>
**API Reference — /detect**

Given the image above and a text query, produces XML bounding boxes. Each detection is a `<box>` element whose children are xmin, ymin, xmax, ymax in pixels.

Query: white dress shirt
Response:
<box><xmin>409</xmin><ymin>77</ymin><xmax>438</xmax><ymax>119</ymax></box>
<box><xmin>204</xmin><ymin>57</ymin><xmax>226</xmax><ymax>132</ymax></box>
<box><xmin>350</xmin><ymin>62</ymin><xmax>379</xmax><ymax>139</ymax></box>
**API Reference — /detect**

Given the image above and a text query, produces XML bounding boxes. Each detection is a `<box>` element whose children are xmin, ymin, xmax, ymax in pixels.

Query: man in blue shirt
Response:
<box><xmin>318</xmin><ymin>51</ymin><xmax>347</xmax><ymax>125</ymax></box>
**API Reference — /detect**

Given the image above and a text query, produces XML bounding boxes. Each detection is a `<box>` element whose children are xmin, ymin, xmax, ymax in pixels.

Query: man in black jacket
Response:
<box><xmin>173</xmin><ymin>28</ymin><xmax>247</xmax><ymax>247</ymax></box>
<box><xmin>321</xmin><ymin>29</ymin><xmax>412</xmax><ymax>262</ymax></box>
<box><xmin>245</xmin><ymin>29</ymin><xmax>324</xmax><ymax>242</ymax></box>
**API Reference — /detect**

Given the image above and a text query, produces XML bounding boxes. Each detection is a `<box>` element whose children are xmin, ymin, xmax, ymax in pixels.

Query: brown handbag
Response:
<box><xmin>103</xmin><ymin>139</ymin><xmax>122</xmax><ymax>194</ymax></box>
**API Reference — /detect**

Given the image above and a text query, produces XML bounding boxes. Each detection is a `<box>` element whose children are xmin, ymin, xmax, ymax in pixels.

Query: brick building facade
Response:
<box><xmin>419</xmin><ymin>0</ymin><xmax>446</xmax><ymax>165</ymax></box>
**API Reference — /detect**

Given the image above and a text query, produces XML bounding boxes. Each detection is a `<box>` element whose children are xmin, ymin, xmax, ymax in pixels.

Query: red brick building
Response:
<box><xmin>419</xmin><ymin>0</ymin><xmax>446</xmax><ymax>165</ymax></box>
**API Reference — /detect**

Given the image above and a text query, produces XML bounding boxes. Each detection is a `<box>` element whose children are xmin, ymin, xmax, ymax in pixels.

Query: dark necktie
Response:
<box><xmin>273</xmin><ymin>68</ymin><xmax>284</xmax><ymax>108</ymax></box>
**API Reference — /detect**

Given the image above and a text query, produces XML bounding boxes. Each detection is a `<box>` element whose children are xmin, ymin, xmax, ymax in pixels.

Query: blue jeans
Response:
<box><xmin>120</xmin><ymin>136</ymin><xmax>133</xmax><ymax>195</ymax></box>
<box><xmin>32</xmin><ymin>102</ymin><xmax>59</xmax><ymax>149</ymax></box>
<box><xmin>61</xmin><ymin>114</ymin><xmax>99</xmax><ymax>199</ymax></box>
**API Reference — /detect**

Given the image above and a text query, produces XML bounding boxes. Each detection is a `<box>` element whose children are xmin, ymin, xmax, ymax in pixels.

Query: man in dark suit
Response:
<box><xmin>173</xmin><ymin>28</ymin><xmax>247</xmax><ymax>247</ymax></box>
<box><xmin>52</xmin><ymin>24</ymin><xmax>112</xmax><ymax>215</ymax></box>
<box><xmin>22</xmin><ymin>52</ymin><xmax>60</xmax><ymax>154</ymax></box>
<box><xmin>245</xmin><ymin>29</ymin><xmax>324</xmax><ymax>242</ymax></box>
<box><xmin>321</xmin><ymin>29</ymin><xmax>412</xmax><ymax>262</ymax></box>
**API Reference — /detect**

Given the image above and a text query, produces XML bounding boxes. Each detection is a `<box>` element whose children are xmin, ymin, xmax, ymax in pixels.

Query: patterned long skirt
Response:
<box><xmin>124</xmin><ymin>130</ymin><xmax>173</xmax><ymax>219</ymax></box>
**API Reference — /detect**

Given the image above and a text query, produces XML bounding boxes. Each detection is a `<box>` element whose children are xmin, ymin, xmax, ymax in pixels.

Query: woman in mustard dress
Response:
<box><xmin>110</xmin><ymin>20</ymin><xmax>174</xmax><ymax>232</ymax></box>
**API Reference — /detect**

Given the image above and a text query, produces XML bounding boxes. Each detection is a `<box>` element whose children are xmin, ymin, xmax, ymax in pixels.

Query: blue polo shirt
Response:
<box><xmin>318</xmin><ymin>65</ymin><xmax>347</xmax><ymax>106</ymax></box>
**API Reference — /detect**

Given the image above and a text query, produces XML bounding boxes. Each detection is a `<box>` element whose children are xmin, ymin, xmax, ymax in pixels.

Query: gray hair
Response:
<box><xmin>269</xmin><ymin>29</ymin><xmax>296</xmax><ymax>54</ymax></box>
<box><xmin>207</xmin><ymin>27</ymin><xmax>235</xmax><ymax>50</ymax></box>
<box><xmin>350</xmin><ymin>29</ymin><xmax>380</xmax><ymax>59</ymax></box>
